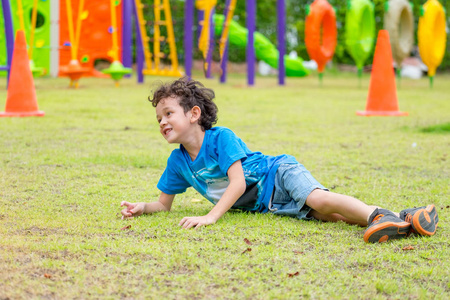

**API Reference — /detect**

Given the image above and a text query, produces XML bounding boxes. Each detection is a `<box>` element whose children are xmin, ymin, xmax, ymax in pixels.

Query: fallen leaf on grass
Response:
<box><xmin>293</xmin><ymin>250</ymin><xmax>304</xmax><ymax>255</ymax></box>
<box><xmin>241</xmin><ymin>248</ymin><xmax>252</xmax><ymax>254</ymax></box>
<box><xmin>421</xmin><ymin>256</ymin><xmax>438</xmax><ymax>261</ymax></box>
<box><xmin>402</xmin><ymin>245</ymin><xmax>414</xmax><ymax>251</ymax></box>
<box><xmin>120</xmin><ymin>225</ymin><xmax>131</xmax><ymax>231</ymax></box>
<box><xmin>244</xmin><ymin>238</ymin><xmax>252</xmax><ymax>245</ymax></box>
<box><xmin>44</xmin><ymin>274</ymin><xmax>52</xmax><ymax>279</ymax></box>
<box><xmin>288</xmin><ymin>272</ymin><xmax>299</xmax><ymax>277</ymax></box>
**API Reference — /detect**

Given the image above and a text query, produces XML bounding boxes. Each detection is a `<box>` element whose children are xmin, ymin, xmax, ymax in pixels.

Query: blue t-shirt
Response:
<box><xmin>157</xmin><ymin>127</ymin><xmax>298</xmax><ymax>212</ymax></box>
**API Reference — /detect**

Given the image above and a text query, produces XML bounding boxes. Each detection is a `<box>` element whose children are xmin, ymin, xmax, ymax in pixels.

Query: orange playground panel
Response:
<box><xmin>59</xmin><ymin>0</ymin><xmax>123</xmax><ymax>77</ymax></box>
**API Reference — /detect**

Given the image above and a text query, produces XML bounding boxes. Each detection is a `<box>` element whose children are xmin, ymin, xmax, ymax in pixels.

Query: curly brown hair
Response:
<box><xmin>148</xmin><ymin>77</ymin><xmax>218</xmax><ymax>131</ymax></box>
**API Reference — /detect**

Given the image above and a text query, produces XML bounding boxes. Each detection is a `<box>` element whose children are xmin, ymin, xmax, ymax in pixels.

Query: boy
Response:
<box><xmin>120</xmin><ymin>77</ymin><xmax>438</xmax><ymax>243</ymax></box>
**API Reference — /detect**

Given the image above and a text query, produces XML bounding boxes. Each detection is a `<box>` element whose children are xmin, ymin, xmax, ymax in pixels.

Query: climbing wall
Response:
<box><xmin>59</xmin><ymin>0</ymin><xmax>123</xmax><ymax>77</ymax></box>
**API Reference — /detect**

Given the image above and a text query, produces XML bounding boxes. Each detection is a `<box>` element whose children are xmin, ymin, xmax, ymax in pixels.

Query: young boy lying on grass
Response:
<box><xmin>120</xmin><ymin>77</ymin><xmax>438</xmax><ymax>243</ymax></box>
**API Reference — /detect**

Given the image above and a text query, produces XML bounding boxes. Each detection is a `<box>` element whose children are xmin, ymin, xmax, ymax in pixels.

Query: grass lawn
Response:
<box><xmin>1</xmin><ymin>72</ymin><xmax>449</xmax><ymax>299</ymax></box>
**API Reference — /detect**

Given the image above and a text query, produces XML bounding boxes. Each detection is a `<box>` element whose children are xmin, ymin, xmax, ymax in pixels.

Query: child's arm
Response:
<box><xmin>179</xmin><ymin>160</ymin><xmax>246</xmax><ymax>229</ymax></box>
<box><xmin>120</xmin><ymin>192</ymin><xmax>175</xmax><ymax>219</ymax></box>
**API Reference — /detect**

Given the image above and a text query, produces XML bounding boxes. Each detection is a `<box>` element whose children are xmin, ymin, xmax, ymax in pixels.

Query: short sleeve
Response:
<box><xmin>157</xmin><ymin>152</ymin><xmax>191</xmax><ymax>194</ymax></box>
<box><xmin>215</xmin><ymin>128</ymin><xmax>248</xmax><ymax>175</ymax></box>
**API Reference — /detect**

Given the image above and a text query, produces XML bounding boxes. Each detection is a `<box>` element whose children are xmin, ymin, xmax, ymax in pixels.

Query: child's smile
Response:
<box><xmin>162</xmin><ymin>127</ymin><xmax>172</xmax><ymax>136</ymax></box>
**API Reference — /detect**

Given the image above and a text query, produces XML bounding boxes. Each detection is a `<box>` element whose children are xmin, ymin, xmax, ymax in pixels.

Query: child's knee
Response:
<box><xmin>306</xmin><ymin>189</ymin><xmax>334</xmax><ymax>214</ymax></box>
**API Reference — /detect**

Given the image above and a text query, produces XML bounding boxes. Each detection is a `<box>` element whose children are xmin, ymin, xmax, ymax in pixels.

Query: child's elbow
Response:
<box><xmin>236</xmin><ymin>179</ymin><xmax>247</xmax><ymax>197</ymax></box>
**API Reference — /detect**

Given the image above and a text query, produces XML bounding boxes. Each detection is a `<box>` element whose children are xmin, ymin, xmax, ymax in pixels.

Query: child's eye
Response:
<box><xmin>166</xmin><ymin>112</ymin><xmax>172</xmax><ymax>116</ymax></box>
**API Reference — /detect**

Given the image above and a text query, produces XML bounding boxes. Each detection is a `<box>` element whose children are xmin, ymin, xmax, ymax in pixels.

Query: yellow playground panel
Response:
<box><xmin>418</xmin><ymin>0</ymin><xmax>447</xmax><ymax>83</ymax></box>
<box><xmin>134</xmin><ymin>0</ymin><xmax>182</xmax><ymax>77</ymax></box>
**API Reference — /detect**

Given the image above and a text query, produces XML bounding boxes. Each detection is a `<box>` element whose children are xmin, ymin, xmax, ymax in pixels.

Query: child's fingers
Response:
<box><xmin>179</xmin><ymin>217</ymin><xmax>188</xmax><ymax>226</ymax></box>
<box><xmin>180</xmin><ymin>217</ymin><xmax>194</xmax><ymax>227</ymax></box>
<box><xmin>184</xmin><ymin>221</ymin><xmax>196</xmax><ymax>229</ymax></box>
<box><xmin>180</xmin><ymin>217</ymin><xmax>202</xmax><ymax>229</ymax></box>
<box><xmin>129</xmin><ymin>206</ymin><xmax>141</xmax><ymax>215</ymax></box>
<box><xmin>121</xmin><ymin>208</ymin><xmax>132</xmax><ymax>217</ymax></box>
<box><xmin>120</xmin><ymin>201</ymin><xmax>133</xmax><ymax>207</ymax></box>
<box><xmin>180</xmin><ymin>218</ymin><xmax>191</xmax><ymax>228</ymax></box>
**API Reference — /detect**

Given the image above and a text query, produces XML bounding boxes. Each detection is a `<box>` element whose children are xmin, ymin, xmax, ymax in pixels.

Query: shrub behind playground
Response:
<box><xmin>0</xmin><ymin>74</ymin><xmax>449</xmax><ymax>298</ymax></box>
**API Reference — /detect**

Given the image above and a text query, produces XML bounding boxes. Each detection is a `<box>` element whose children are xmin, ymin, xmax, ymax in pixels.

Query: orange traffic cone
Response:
<box><xmin>0</xmin><ymin>30</ymin><xmax>44</xmax><ymax>117</ymax></box>
<box><xmin>357</xmin><ymin>30</ymin><xmax>407</xmax><ymax>116</ymax></box>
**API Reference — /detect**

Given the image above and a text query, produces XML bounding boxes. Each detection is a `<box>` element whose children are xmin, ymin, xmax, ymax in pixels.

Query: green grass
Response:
<box><xmin>420</xmin><ymin>122</ymin><xmax>450</xmax><ymax>133</ymax></box>
<box><xmin>1</xmin><ymin>72</ymin><xmax>449</xmax><ymax>299</ymax></box>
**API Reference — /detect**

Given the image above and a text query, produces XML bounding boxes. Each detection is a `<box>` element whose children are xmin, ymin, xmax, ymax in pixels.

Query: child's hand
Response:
<box><xmin>120</xmin><ymin>201</ymin><xmax>145</xmax><ymax>219</ymax></box>
<box><xmin>179</xmin><ymin>215</ymin><xmax>217</xmax><ymax>229</ymax></box>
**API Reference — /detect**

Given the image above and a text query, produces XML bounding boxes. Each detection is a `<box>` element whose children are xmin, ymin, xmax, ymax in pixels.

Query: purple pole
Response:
<box><xmin>1</xmin><ymin>0</ymin><xmax>15</xmax><ymax>86</ymax></box>
<box><xmin>122</xmin><ymin>0</ymin><xmax>132</xmax><ymax>78</ymax></box>
<box><xmin>246</xmin><ymin>0</ymin><xmax>255</xmax><ymax>86</ymax></box>
<box><xmin>220</xmin><ymin>0</ymin><xmax>231</xmax><ymax>84</ymax></box>
<box><xmin>197</xmin><ymin>9</ymin><xmax>205</xmax><ymax>76</ymax></box>
<box><xmin>184</xmin><ymin>0</ymin><xmax>194</xmax><ymax>79</ymax></box>
<box><xmin>197</xmin><ymin>10</ymin><xmax>204</xmax><ymax>41</ymax></box>
<box><xmin>205</xmin><ymin>8</ymin><xmax>215</xmax><ymax>78</ymax></box>
<box><xmin>132</xmin><ymin>0</ymin><xmax>144</xmax><ymax>83</ymax></box>
<box><xmin>277</xmin><ymin>0</ymin><xmax>286</xmax><ymax>85</ymax></box>
<box><xmin>220</xmin><ymin>42</ymin><xmax>229</xmax><ymax>83</ymax></box>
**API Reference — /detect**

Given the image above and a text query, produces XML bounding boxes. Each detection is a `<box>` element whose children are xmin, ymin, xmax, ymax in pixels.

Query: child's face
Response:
<box><xmin>155</xmin><ymin>97</ymin><xmax>193</xmax><ymax>144</ymax></box>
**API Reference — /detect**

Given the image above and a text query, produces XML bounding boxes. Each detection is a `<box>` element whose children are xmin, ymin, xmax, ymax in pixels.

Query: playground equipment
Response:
<box><xmin>196</xmin><ymin>0</ymin><xmax>217</xmax><ymax>76</ymax></box>
<box><xmin>185</xmin><ymin>0</ymin><xmax>305</xmax><ymax>86</ymax></box>
<box><xmin>345</xmin><ymin>0</ymin><xmax>375</xmax><ymax>81</ymax></box>
<box><xmin>247</xmin><ymin>0</ymin><xmax>256</xmax><ymax>85</ymax></box>
<box><xmin>218</xmin><ymin>0</ymin><xmax>236</xmax><ymax>83</ymax></box>
<box><xmin>17</xmin><ymin>0</ymin><xmax>45</xmax><ymax>76</ymax></box>
<box><xmin>305</xmin><ymin>0</ymin><xmax>337</xmax><ymax>84</ymax></box>
<box><xmin>59</xmin><ymin>0</ymin><xmax>124</xmax><ymax>79</ymax></box>
<box><xmin>418</xmin><ymin>0</ymin><xmax>447</xmax><ymax>87</ymax></box>
<box><xmin>213</xmin><ymin>15</ymin><xmax>309</xmax><ymax>77</ymax></box>
<box><xmin>59</xmin><ymin>0</ymin><xmax>89</xmax><ymax>87</ymax></box>
<box><xmin>1</xmin><ymin>0</ymin><xmax>50</xmax><ymax>78</ymax></box>
<box><xmin>0</xmin><ymin>30</ymin><xmax>44</xmax><ymax>117</ymax></box>
<box><xmin>0</xmin><ymin>0</ymin><xmax>14</xmax><ymax>85</ymax></box>
<box><xmin>384</xmin><ymin>0</ymin><xmax>414</xmax><ymax>76</ymax></box>
<box><xmin>133</xmin><ymin>0</ymin><xmax>182</xmax><ymax>78</ymax></box>
<box><xmin>101</xmin><ymin>0</ymin><xmax>132</xmax><ymax>86</ymax></box>
<box><xmin>357</xmin><ymin>30</ymin><xmax>407</xmax><ymax>117</ymax></box>
<box><xmin>1</xmin><ymin>1</ymin><xmax>444</xmax><ymax>88</ymax></box>
<box><xmin>28</xmin><ymin>0</ymin><xmax>45</xmax><ymax>76</ymax></box>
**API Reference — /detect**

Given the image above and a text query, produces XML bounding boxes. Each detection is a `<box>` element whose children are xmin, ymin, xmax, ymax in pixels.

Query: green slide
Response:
<box><xmin>0</xmin><ymin>0</ymin><xmax>51</xmax><ymax>77</ymax></box>
<box><xmin>213</xmin><ymin>14</ymin><xmax>309</xmax><ymax>77</ymax></box>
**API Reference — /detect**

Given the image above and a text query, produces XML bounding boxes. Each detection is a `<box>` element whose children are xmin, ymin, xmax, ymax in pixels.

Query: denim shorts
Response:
<box><xmin>268</xmin><ymin>163</ymin><xmax>328</xmax><ymax>219</ymax></box>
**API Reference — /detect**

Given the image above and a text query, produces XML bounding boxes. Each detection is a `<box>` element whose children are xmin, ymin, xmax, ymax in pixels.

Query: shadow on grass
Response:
<box><xmin>420</xmin><ymin>123</ymin><xmax>450</xmax><ymax>134</ymax></box>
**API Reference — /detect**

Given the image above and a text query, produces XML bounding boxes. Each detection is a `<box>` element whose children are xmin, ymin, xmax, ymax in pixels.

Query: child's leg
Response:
<box><xmin>274</xmin><ymin>164</ymin><xmax>414</xmax><ymax>242</ymax></box>
<box><xmin>305</xmin><ymin>189</ymin><xmax>383</xmax><ymax>226</ymax></box>
<box><xmin>308</xmin><ymin>210</ymin><xmax>367</xmax><ymax>226</ymax></box>
<box><xmin>306</xmin><ymin>189</ymin><xmax>413</xmax><ymax>242</ymax></box>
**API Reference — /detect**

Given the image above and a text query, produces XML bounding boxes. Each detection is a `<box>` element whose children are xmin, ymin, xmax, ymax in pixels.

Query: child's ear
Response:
<box><xmin>190</xmin><ymin>106</ymin><xmax>201</xmax><ymax>123</ymax></box>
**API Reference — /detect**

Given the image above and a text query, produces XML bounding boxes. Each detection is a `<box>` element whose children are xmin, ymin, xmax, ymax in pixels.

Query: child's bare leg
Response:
<box><xmin>308</xmin><ymin>210</ymin><xmax>367</xmax><ymax>226</ymax></box>
<box><xmin>305</xmin><ymin>189</ymin><xmax>386</xmax><ymax>226</ymax></box>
